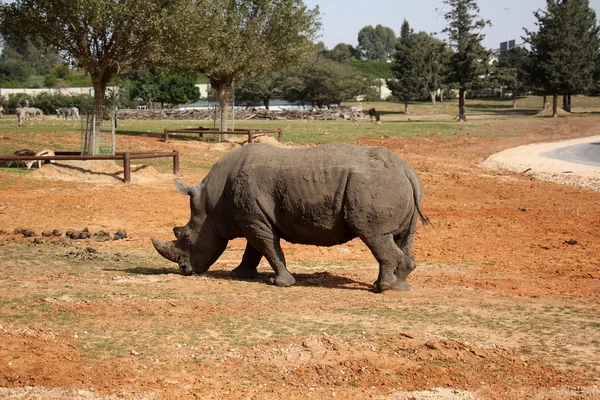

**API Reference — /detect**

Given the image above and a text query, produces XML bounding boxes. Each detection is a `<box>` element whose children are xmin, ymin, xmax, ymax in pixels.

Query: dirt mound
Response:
<box><xmin>29</xmin><ymin>160</ymin><xmax>168</xmax><ymax>184</ymax></box>
<box><xmin>536</xmin><ymin>107</ymin><xmax>569</xmax><ymax>116</ymax></box>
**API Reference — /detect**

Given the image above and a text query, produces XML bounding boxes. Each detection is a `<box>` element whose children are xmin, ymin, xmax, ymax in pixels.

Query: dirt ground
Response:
<box><xmin>0</xmin><ymin>116</ymin><xmax>599</xmax><ymax>399</ymax></box>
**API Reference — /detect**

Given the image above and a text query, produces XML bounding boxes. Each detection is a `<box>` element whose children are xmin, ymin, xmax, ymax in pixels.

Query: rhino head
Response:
<box><xmin>152</xmin><ymin>179</ymin><xmax>227</xmax><ymax>275</ymax></box>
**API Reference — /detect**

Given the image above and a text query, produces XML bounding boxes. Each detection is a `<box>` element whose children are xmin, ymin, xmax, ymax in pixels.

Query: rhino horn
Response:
<box><xmin>151</xmin><ymin>237</ymin><xmax>178</xmax><ymax>263</ymax></box>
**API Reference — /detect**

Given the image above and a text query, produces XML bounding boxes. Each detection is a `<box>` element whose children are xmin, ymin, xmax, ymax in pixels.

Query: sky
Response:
<box><xmin>303</xmin><ymin>0</ymin><xmax>600</xmax><ymax>51</ymax></box>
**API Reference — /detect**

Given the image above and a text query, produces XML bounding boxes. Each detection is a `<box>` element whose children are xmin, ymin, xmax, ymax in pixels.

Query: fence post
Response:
<box><xmin>173</xmin><ymin>150</ymin><xmax>180</xmax><ymax>175</ymax></box>
<box><xmin>278</xmin><ymin>129</ymin><xmax>283</xmax><ymax>143</ymax></box>
<box><xmin>248</xmin><ymin>130</ymin><xmax>253</xmax><ymax>143</ymax></box>
<box><xmin>123</xmin><ymin>152</ymin><xmax>131</xmax><ymax>183</ymax></box>
<box><xmin>163</xmin><ymin>129</ymin><xmax>169</xmax><ymax>142</ymax></box>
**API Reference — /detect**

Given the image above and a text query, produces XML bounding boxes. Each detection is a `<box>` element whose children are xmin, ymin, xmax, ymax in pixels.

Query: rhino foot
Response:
<box><xmin>373</xmin><ymin>278</ymin><xmax>410</xmax><ymax>293</ymax></box>
<box><xmin>391</xmin><ymin>279</ymin><xmax>411</xmax><ymax>291</ymax></box>
<box><xmin>231</xmin><ymin>265</ymin><xmax>259</xmax><ymax>279</ymax></box>
<box><xmin>267</xmin><ymin>273</ymin><xmax>295</xmax><ymax>287</ymax></box>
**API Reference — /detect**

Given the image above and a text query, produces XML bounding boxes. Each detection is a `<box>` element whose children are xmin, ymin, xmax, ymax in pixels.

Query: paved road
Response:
<box><xmin>541</xmin><ymin>141</ymin><xmax>600</xmax><ymax>167</ymax></box>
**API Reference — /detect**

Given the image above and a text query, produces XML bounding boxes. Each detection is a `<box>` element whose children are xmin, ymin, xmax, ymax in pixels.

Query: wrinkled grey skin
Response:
<box><xmin>152</xmin><ymin>142</ymin><xmax>429</xmax><ymax>292</ymax></box>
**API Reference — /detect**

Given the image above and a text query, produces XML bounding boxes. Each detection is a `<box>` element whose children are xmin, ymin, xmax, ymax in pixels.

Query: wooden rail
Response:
<box><xmin>0</xmin><ymin>151</ymin><xmax>180</xmax><ymax>184</ymax></box>
<box><xmin>163</xmin><ymin>126</ymin><xmax>282</xmax><ymax>143</ymax></box>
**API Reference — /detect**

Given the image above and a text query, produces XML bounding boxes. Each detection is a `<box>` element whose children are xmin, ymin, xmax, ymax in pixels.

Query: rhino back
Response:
<box><xmin>203</xmin><ymin>143</ymin><xmax>418</xmax><ymax>245</ymax></box>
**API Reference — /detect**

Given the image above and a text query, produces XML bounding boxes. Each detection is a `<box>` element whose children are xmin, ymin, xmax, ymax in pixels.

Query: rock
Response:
<box><xmin>22</xmin><ymin>230</ymin><xmax>36</xmax><ymax>237</ymax></box>
<box><xmin>114</xmin><ymin>229</ymin><xmax>128</xmax><ymax>240</ymax></box>
<box><xmin>65</xmin><ymin>229</ymin><xmax>74</xmax><ymax>237</ymax></box>
<box><xmin>92</xmin><ymin>230</ymin><xmax>111</xmax><ymax>242</ymax></box>
<box><xmin>53</xmin><ymin>229</ymin><xmax>62</xmax><ymax>237</ymax></box>
<box><xmin>13</xmin><ymin>227</ymin><xmax>23</xmax><ymax>235</ymax></box>
<box><xmin>79</xmin><ymin>231</ymin><xmax>90</xmax><ymax>240</ymax></box>
<box><xmin>0</xmin><ymin>230</ymin><xmax>7</xmax><ymax>235</ymax></box>
<box><xmin>33</xmin><ymin>237</ymin><xmax>45</xmax><ymax>244</ymax></box>
<box><xmin>70</xmin><ymin>231</ymin><xmax>81</xmax><ymax>240</ymax></box>
<box><xmin>42</xmin><ymin>230</ymin><xmax>53</xmax><ymax>237</ymax></box>
<box><xmin>425</xmin><ymin>341</ymin><xmax>443</xmax><ymax>351</ymax></box>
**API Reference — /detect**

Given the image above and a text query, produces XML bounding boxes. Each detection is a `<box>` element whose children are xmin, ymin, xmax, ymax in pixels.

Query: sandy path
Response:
<box><xmin>481</xmin><ymin>135</ymin><xmax>600</xmax><ymax>191</ymax></box>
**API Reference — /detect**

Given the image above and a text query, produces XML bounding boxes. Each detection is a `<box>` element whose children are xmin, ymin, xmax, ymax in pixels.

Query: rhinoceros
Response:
<box><xmin>152</xmin><ymin>142</ymin><xmax>429</xmax><ymax>292</ymax></box>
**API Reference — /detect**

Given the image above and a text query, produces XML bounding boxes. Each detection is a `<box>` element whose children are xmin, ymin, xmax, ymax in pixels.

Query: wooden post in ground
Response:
<box><xmin>173</xmin><ymin>150</ymin><xmax>180</xmax><ymax>175</ymax></box>
<box><xmin>123</xmin><ymin>152</ymin><xmax>131</xmax><ymax>183</ymax></box>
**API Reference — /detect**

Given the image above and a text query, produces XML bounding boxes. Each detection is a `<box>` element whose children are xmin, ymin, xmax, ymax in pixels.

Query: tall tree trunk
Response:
<box><xmin>552</xmin><ymin>94</ymin><xmax>558</xmax><ymax>117</ymax></box>
<box><xmin>458</xmin><ymin>88</ymin><xmax>466</xmax><ymax>121</ymax></box>
<box><xmin>440</xmin><ymin>89</ymin><xmax>444</xmax><ymax>103</ymax></box>
<box><xmin>215</xmin><ymin>81</ymin><xmax>231</xmax><ymax>139</ymax></box>
<box><xmin>89</xmin><ymin>80</ymin><xmax>107</xmax><ymax>155</ymax></box>
<box><xmin>404</xmin><ymin>100</ymin><xmax>409</xmax><ymax>115</ymax></box>
<box><xmin>430</xmin><ymin>91</ymin><xmax>436</xmax><ymax>105</ymax></box>
<box><xmin>512</xmin><ymin>91</ymin><xmax>517</xmax><ymax>109</ymax></box>
<box><xmin>263</xmin><ymin>99</ymin><xmax>269</xmax><ymax>111</ymax></box>
<box><xmin>562</xmin><ymin>95</ymin><xmax>567</xmax><ymax>111</ymax></box>
<box><xmin>542</xmin><ymin>94</ymin><xmax>547</xmax><ymax>110</ymax></box>
<box><xmin>567</xmin><ymin>94</ymin><xmax>572</xmax><ymax>113</ymax></box>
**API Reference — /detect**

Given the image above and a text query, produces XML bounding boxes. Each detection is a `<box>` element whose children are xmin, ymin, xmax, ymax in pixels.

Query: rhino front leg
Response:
<box><xmin>242</xmin><ymin>223</ymin><xmax>295</xmax><ymax>287</ymax></box>
<box><xmin>231</xmin><ymin>242</ymin><xmax>262</xmax><ymax>279</ymax></box>
<box><xmin>362</xmin><ymin>234</ymin><xmax>405</xmax><ymax>293</ymax></box>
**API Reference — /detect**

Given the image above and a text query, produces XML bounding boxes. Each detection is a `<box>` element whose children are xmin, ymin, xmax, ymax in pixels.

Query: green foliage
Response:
<box><xmin>490</xmin><ymin>47</ymin><xmax>531</xmax><ymax>104</ymax></box>
<box><xmin>282</xmin><ymin>56</ymin><xmax>377</xmax><ymax>107</ymax></box>
<box><xmin>43</xmin><ymin>74</ymin><xmax>57</xmax><ymax>88</ymax></box>
<box><xmin>348</xmin><ymin>60</ymin><xmax>393</xmax><ymax>80</ymax></box>
<box><xmin>357</xmin><ymin>24</ymin><xmax>397</xmax><ymax>61</ymax></box>
<box><xmin>442</xmin><ymin>0</ymin><xmax>491</xmax><ymax>88</ymax></box>
<box><xmin>524</xmin><ymin>0</ymin><xmax>599</xmax><ymax>96</ymax></box>
<box><xmin>325</xmin><ymin>43</ymin><xmax>359</xmax><ymax>63</ymax></box>
<box><xmin>0</xmin><ymin>0</ymin><xmax>183</xmax><ymax>141</ymax></box>
<box><xmin>0</xmin><ymin>60</ymin><xmax>32</xmax><ymax>85</ymax></box>
<box><xmin>235</xmin><ymin>70</ymin><xmax>286</xmax><ymax>109</ymax></box>
<box><xmin>387</xmin><ymin>21</ymin><xmax>431</xmax><ymax>112</ymax></box>
<box><xmin>159</xmin><ymin>0</ymin><xmax>321</xmax><ymax>131</ymax></box>
<box><xmin>118</xmin><ymin>69</ymin><xmax>200</xmax><ymax>108</ymax></box>
<box><xmin>64</xmin><ymin>73</ymin><xmax>93</xmax><ymax>87</ymax></box>
<box><xmin>442</xmin><ymin>0</ymin><xmax>491</xmax><ymax>120</ymax></box>
<box><xmin>52</xmin><ymin>63</ymin><xmax>69</xmax><ymax>79</ymax></box>
<box><xmin>0</xmin><ymin>41</ymin><xmax>63</xmax><ymax>76</ymax></box>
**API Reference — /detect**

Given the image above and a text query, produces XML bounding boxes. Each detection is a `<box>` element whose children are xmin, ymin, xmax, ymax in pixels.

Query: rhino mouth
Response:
<box><xmin>179</xmin><ymin>261</ymin><xmax>193</xmax><ymax>276</ymax></box>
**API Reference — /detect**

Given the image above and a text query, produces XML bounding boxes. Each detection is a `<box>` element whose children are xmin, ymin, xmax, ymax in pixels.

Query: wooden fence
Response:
<box><xmin>0</xmin><ymin>151</ymin><xmax>180</xmax><ymax>184</ymax></box>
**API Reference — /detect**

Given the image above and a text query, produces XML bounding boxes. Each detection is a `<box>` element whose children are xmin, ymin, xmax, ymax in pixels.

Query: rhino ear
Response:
<box><xmin>174</xmin><ymin>179</ymin><xmax>196</xmax><ymax>196</ymax></box>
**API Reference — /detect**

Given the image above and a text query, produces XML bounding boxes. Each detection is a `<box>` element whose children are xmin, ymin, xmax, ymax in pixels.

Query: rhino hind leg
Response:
<box><xmin>231</xmin><ymin>242</ymin><xmax>262</xmax><ymax>279</ymax></box>
<box><xmin>391</xmin><ymin>214</ymin><xmax>419</xmax><ymax>291</ymax></box>
<box><xmin>241</xmin><ymin>223</ymin><xmax>295</xmax><ymax>287</ymax></box>
<box><xmin>362</xmin><ymin>234</ymin><xmax>407</xmax><ymax>293</ymax></box>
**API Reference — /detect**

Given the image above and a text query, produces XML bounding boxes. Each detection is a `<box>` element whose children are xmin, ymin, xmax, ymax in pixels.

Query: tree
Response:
<box><xmin>119</xmin><ymin>69</ymin><xmax>200</xmax><ymax>108</ymax></box>
<box><xmin>442</xmin><ymin>0</ymin><xmax>491</xmax><ymax>121</ymax></box>
<box><xmin>357</xmin><ymin>25</ymin><xmax>397</xmax><ymax>61</ymax></box>
<box><xmin>0</xmin><ymin>39</ymin><xmax>63</xmax><ymax>76</ymax></box>
<box><xmin>491</xmin><ymin>47</ymin><xmax>531</xmax><ymax>108</ymax></box>
<box><xmin>387</xmin><ymin>20</ymin><xmax>430</xmax><ymax>115</ymax></box>
<box><xmin>0</xmin><ymin>0</ymin><xmax>180</xmax><ymax>154</ymax></box>
<box><xmin>160</xmin><ymin>0</ymin><xmax>320</xmax><ymax>132</ymax></box>
<box><xmin>525</xmin><ymin>0</ymin><xmax>599</xmax><ymax>116</ymax></box>
<box><xmin>285</xmin><ymin>56</ymin><xmax>376</xmax><ymax>108</ymax></box>
<box><xmin>327</xmin><ymin>43</ymin><xmax>358</xmax><ymax>63</ymax></box>
<box><xmin>419</xmin><ymin>33</ymin><xmax>451</xmax><ymax>105</ymax></box>
<box><xmin>235</xmin><ymin>70</ymin><xmax>286</xmax><ymax>110</ymax></box>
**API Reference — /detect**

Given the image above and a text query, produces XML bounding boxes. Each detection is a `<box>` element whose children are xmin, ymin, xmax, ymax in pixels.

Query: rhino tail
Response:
<box><xmin>405</xmin><ymin>168</ymin><xmax>430</xmax><ymax>226</ymax></box>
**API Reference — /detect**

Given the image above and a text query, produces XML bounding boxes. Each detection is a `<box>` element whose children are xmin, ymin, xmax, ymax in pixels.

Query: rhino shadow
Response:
<box><xmin>109</xmin><ymin>267</ymin><xmax>371</xmax><ymax>291</ymax></box>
